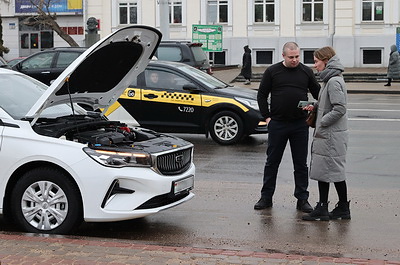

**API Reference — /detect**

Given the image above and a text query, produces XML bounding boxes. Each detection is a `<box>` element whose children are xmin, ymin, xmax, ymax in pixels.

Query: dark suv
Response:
<box><xmin>12</xmin><ymin>47</ymin><xmax>86</xmax><ymax>85</ymax></box>
<box><xmin>155</xmin><ymin>41</ymin><xmax>212</xmax><ymax>74</ymax></box>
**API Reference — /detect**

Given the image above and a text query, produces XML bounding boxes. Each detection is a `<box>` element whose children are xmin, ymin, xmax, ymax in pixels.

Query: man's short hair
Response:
<box><xmin>282</xmin><ymin>42</ymin><xmax>299</xmax><ymax>54</ymax></box>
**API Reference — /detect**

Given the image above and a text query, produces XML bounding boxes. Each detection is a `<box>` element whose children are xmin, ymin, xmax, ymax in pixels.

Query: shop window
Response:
<box><xmin>40</xmin><ymin>31</ymin><xmax>53</xmax><ymax>48</ymax></box>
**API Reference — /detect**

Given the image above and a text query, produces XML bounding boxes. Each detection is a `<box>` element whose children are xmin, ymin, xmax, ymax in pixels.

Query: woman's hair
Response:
<box><xmin>314</xmin><ymin>46</ymin><xmax>336</xmax><ymax>61</ymax></box>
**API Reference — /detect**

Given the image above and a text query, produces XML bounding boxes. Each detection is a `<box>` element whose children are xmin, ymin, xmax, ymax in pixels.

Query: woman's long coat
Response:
<box><xmin>310</xmin><ymin>68</ymin><xmax>348</xmax><ymax>182</ymax></box>
<box><xmin>387</xmin><ymin>44</ymin><xmax>400</xmax><ymax>79</ymax></box>
<box><xmin>240</xmin><ymin>46</ymin><xmax>252</xmax><ymax>80</ymax></box>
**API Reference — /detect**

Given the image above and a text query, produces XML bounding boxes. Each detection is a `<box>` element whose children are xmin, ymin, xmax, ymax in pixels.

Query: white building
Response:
<box><xmin>1</xmin><ymin>0</ymin><xmax>400</xmax><ymax>68</ymax></box>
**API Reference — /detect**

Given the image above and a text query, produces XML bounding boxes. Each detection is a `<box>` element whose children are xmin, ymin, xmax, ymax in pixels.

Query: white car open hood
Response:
<box><xmin>26</xmin><ymin>26</ymin><xmax>161</xmax><ymax>124</ymax></box>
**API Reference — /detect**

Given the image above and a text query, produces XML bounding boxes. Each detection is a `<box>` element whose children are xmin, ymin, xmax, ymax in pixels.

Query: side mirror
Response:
<box><xmin>13</xmin><ymin>63</ymin><xmax>22</xmax><ymax>71</ymax></box>
<box><xmin>183</xmin><ymin>83</ymin><xmax>201</xmax><ymax>92</ymax></box>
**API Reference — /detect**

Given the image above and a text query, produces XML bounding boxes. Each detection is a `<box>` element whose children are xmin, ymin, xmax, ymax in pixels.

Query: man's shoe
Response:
<box><xmin>296</xmin><ymin>199</ymin><xmax>313</xmax><ymax>213</ymax></box>
<box><xmin>254</xmin><ymin>198</ymin><xmax>272</xmax><ymax>210</ymax></box>
<box><xmin>384</xmin><ymin>83</ymin><xmax>391</xmax><ymax>86</ymax></box>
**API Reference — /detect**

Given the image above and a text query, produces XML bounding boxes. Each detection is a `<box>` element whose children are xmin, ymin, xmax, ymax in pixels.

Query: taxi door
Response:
<box><xmin>119</xmin><ymin>69</ymin><xmax>204</xmax><ymax>133</ymax></box>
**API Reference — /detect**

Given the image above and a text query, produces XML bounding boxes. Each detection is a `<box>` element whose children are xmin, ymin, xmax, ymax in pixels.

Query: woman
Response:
<box><xmin>241</xmin><ymin>45</ymin><xmax>252</xmax><ymax>85</ymax></box>
<box><xmin>385</xmin><ymin>44</ymin><xmax>400</xmax><ymax>86</ymax></box>
<box><xmin>302</xmin><ymin>46</ymin><xmax>350</xmax><ymax>221</ymax></box>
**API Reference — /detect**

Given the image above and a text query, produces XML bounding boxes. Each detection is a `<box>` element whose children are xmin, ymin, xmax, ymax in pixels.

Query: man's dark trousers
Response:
<box><xmin>261</xmin><ymin>119</ymin><xmax>310</xmax><ymax>200</ymax></box>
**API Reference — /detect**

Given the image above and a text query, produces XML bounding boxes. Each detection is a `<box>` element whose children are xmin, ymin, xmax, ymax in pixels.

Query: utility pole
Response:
<box><xmin>159</xmin><ymin>0</ymin><xmax>170</xmax><ymax>40</ymax></box>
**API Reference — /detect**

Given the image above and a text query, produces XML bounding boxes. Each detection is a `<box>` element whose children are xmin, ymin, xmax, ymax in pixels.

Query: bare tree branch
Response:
<box><xmin>18</xmin><ymin>0</ymin><xmax>80</xmax><ymax>47</ymax></box>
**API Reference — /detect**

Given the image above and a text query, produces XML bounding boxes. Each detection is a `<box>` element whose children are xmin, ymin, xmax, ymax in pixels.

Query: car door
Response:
<box><xmin>17</xmin><ymin>52</ymin><xmax>55</xmax><ymax>85</ymax></box>
<box><xmin>119</xmin><ymin>68</ymin><xmax>204</xmax><ymax>133</ymax></box>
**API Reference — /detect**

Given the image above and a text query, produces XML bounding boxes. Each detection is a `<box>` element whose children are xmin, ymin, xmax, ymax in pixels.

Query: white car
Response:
<box><xmin>0</xmin><ymin>26</ymin><xmax>195</xmax><ymax>234</ymax></box>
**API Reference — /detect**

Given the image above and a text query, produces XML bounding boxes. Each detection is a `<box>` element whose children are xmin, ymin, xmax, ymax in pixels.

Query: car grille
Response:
<box><xmin>155</xmin><ymin>147</ymin><xmax>192</xmax><ymax>175</ymax></box>
<box><xmin>136</xmin><ymin>191</ymin><xmax>190</xmax><ymax>209</ymax></box>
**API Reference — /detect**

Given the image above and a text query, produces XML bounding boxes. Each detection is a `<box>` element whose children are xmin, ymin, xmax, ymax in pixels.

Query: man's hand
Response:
<box><xmin>303</xmin><ymin>105</ymin><xmax>314</xmax><ymax>111</ymax></box>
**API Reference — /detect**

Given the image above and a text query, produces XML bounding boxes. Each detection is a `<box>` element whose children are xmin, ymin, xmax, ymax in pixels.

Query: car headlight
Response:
<box><xmin>83</xmin><ymin>147</ymin><xmax>152</xmax><ymax>168</ymax></box>
<box><xmin>235</xmin><ymin>97</ymin><xmax>259</xmax><ymax>111</ymax></box>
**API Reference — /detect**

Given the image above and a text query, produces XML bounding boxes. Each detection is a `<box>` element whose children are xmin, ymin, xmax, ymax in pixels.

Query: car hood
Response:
<box><xmin>215</xmin><ymin>85</ymin><xmax>258</xmax><ymax>99</ymax></box>
<box><xmin>26</xmin><ymin>25</ymin><xmax>161</xmax><ymax>124</ymax></box>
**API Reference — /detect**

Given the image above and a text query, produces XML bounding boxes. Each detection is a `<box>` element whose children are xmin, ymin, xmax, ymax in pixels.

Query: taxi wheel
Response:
<box><xmin>10</xmin><ymin>167</ymin><xmax>82</xmax><ymax>234</ymax></box>
<box><xmin>209</xmin><ymin>111</ymin><xmax>244</xmax><ymax>145</ymax></box>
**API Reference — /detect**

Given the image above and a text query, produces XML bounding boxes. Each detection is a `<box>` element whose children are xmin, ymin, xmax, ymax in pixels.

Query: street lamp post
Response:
<box><xmin>159</xmin><ymin>0</ymin><xmax>170</xmax><ymax>40</ymax></box>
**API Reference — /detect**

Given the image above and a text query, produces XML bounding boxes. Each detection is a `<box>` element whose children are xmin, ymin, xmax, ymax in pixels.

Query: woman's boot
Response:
<box><xmin>329</xmin><ymin>201</ymin><xmax>351</xmax><ymax>220</ymax></box>
<box><xmin>302</xmin><ymin>202</ymin><xmax>329</xmax><ymax>221</ymax></box>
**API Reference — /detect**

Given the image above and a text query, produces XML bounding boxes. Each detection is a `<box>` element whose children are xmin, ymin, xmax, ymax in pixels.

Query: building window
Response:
<box><xmin>207</xmin><ymin>0</ymin><xmax>228</xmax><ymax>23</ymax></box>
<box><xmin>256</xmin><ymin>50</ymin><xmax>273</xmax><ymax>64</ymax></box>
<box><xmin>169</xmin><ymin>1</ymin><xmax>182</xmax><ymax>24</ymax></box>
<box><xmin>119</xmin><ymin>2</ymin><xmax>138</xmax><ymax>24</ymax></box>
<box><xmin>209</xmin><ymin>51</ymin><xmax>226</xmax><ymax>65</ymax></box>
<box><xmin>254</xmin><ymin>0</ymin><xmax>275</xmax><ymax>23</ymax></box>
<box><xmin>303</xmin><ymin>50</ymin><xmax>315</xmax><ymax>64</ymax></box>
<box><xmin>362</xmin><ymin>0</ymin><xmax>384</xmax><ymax>21</ymax></box>
<box><xmin>363</xmin><ymin>49</ymin><xmax>382</xmax><ymax>64</ymax></box>
<box><xmin>302</xmin><ymin>0</ymin><xmax>323</xmax><ymax>22</ymax></box>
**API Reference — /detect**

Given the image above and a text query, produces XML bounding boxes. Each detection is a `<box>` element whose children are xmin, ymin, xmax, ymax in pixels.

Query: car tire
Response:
<box><xmin>209</xmin><ymin>111</ymin><xmax>244</xmax><ymax>145</ymax></box>
<box><xmin>10</xmin><ymin>167</ymin><xmax>82</xmax><ymax>234</ymax></box>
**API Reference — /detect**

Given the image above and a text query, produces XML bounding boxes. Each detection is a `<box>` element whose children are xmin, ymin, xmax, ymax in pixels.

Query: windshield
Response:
<box><xmin>191</xmin><ymin>46</ymin><xmax>208</xmax><ymax>63</ymax></box>
<box><xmin>0</xmin><ymin>72</ymin><xmax>86</xmax><ymax>120</ymax></box>
<box><xmin>175</xmin><ymin>64</ymin><xmax>227</xmax><ymax>89</ymax></box>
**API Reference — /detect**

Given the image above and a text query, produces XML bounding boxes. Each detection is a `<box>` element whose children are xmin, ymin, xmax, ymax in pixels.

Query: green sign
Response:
<box><xmin>192</xmin><ymin>25</ymin><xmax>223</xmax><ymax>52</ymax></box>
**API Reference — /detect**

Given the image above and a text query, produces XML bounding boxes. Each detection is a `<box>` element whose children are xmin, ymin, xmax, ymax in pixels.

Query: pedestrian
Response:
<box><xmin>254</xmin><ymin>42</ymin><xmax>320</xmax><ymax>212</ymax></box>
<box><xmin>302</xmin><ymin>46</ymin><xmax>350</xmax><ymax>221</ymax></box>
<box><xmin>384</xmin><ymin>44</ymin><xmax>400</xmax><ymax>86</ymax></box>
<box><xmin>241</xmin><ymin>45</ymin><xmax>252</xmax><ymax>85</ymax></box>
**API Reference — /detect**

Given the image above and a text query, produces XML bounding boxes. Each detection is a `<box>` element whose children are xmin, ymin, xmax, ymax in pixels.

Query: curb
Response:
<box><xmin>0</xmin><ymin>233</ymin><xmax>399</xmax><ymax>264</ymax></box>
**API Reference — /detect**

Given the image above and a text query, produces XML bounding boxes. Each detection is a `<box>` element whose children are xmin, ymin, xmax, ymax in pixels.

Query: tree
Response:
<box><xmin>17</xmin><ymin>0</ymin><xmax>79</xmax><ymax>47</ymax></box>
<box><xmin>0</xmin><ymin>16</ymin><xmax>10</xmax><ymax>56</ymax></box>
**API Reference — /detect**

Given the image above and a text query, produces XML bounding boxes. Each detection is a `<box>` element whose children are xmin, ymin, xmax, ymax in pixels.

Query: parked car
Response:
<box><xmin>106</xmin><ymin>60</ymin><xmax>268</xmax><ymax>145</ymax></box>
<box><xmin>12</xmin><ymin>47</ymin><xmax>86</xmax><ymax>85</ymax></box>
<box><xmin>155</xmin><ymin>41</ymin><xmax>212</xmax><ymax>74</ymax></box>
<box><xmin>0</xmin><ymin>26</ymin><xmax>195</xmax><ymax>234</ymax></box>
<box><xmin>7</xmin><ymin>57</ymin><xmax>26</xmax><ymax>67</ymax></box>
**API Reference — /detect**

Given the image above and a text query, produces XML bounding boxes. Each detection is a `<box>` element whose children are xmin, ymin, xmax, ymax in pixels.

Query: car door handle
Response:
<box><xmin>144</xmin><ymin>94</ymin><xmax>158</xmax><ymax>99</ymax></box>
<box><xmin>41</xmin><ymin>71</ymin><xmax>50</xmax><ymax>74</ymax></box>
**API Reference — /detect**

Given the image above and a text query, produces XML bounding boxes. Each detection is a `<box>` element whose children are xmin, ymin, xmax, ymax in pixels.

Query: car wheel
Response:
<box><xmin>10</xmin><ymin>167</ymin><xmax>82</xmax><ymax>234</ymax></box>
<box><xmin>209</xmin><ymin>111</ymin><xmax>244</xmax><ymax>145</ymax></box>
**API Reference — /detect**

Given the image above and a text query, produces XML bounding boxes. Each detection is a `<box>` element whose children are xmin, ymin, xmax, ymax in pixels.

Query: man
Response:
<box><xmin>255</xmin><ymin>42</ymin><xmax>320</xmax><ymax>213</ymax></box>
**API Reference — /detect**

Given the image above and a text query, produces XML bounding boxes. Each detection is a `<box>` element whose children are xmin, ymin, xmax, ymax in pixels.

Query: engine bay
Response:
<box><xmin>30</xmin><ymin>112</ymin><xmax>183</xmax><ymax>149</ymax></box>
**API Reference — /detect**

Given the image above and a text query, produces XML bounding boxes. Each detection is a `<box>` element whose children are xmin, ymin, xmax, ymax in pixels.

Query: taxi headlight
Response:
<box><xmin>83</xmin><ymin>147</ymin><xmax>152</xmax><ymax>168</ymax></box>
<box><xmin>235</xmin><ymin>97</ymin><xmax>259</xmax><ymax>111</ymax></box>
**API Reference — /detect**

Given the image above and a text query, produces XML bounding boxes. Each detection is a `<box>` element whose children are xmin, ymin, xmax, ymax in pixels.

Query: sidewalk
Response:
<box><xmin>1</xmin><ymin>233</ymin><xmax>399</xmax><ymax>265</ymax></box>
<box><xmin>213</xmin><ymin>67</ymin><xmax>400</xmax><ymax>94</ymax></box>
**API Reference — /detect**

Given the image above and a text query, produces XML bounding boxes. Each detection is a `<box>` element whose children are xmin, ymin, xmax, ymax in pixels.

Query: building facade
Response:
<box><xmin>1</xmin><ymin>0</ymin><xmax>400</xmax><ymax>68</ymax></box>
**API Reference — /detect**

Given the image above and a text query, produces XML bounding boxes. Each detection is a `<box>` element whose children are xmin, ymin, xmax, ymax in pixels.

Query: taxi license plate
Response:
<box><xmin>173</xmin><ymin>175</ymin><xmax>194</xmax><ymax>194</ymax></box>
